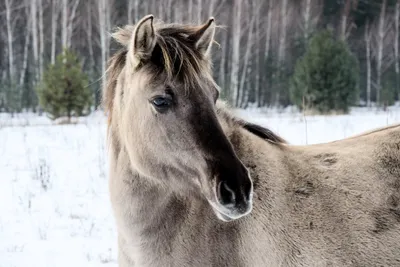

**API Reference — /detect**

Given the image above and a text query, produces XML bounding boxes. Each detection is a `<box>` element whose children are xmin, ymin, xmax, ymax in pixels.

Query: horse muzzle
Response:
<box><xmin>209</xmin><ymin>174</ymin><xmax>253</xmax><ymax>222</ymax></box>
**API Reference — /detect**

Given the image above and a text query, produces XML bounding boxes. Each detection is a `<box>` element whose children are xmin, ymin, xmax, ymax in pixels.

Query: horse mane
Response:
<box><xmin>240</xmin><ymin>121</ymin><xmax>287</xmax><ymax>144</ymax></box>
<box><xmin>103</xmin><ymin>20</ymin><xmax>218</xmax><ymax>126</ymax></box>
<box><xmin>103</xmin><ymin>49</ymin><xmax>127</xmax><ymax>126</ymax></box>
<box><xmin>216</xmin><ymin>103</ymin><xmax>287</xmax><ymax>145</ymax></box>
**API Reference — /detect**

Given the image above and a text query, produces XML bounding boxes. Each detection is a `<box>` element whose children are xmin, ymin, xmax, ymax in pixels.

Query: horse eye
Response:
<box><xmin>151</xmin><ymin>95</ymin><xmax>173</xmax><ymax>112</ymax></box>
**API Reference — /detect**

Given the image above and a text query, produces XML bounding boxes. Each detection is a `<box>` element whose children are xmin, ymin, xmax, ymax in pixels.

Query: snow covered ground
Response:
<box><xmin>1</xmin><ymin>105</ymin><xmax>400</xmax><ymax>267</ymax></box>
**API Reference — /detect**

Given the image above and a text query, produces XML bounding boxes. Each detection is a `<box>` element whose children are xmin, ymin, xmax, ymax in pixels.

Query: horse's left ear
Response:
<box><xmin>190</xmin><ymin>18</ymin><xmax>216</xmax><ymax>56</ymax></box>
<box><xmin>129</xmin><ymin>14</ymin><xmax>156</xmax><ymax>67</ymax></box>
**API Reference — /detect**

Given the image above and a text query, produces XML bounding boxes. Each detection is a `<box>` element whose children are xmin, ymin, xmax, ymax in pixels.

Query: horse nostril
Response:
<box><xmin>218</xmin><ymin>181</ymin><xmax>236</xmax><ymax>206</ymax></box>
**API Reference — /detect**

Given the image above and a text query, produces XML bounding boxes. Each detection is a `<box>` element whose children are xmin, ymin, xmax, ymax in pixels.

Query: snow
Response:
<box><xmin>1</xmin><ymin>105</ymin><xmax>400</xmax><ymax>267</ymax></box>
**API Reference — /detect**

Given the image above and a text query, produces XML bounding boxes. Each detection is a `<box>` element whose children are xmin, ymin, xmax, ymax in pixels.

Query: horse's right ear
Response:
<box><xmin>129</xmin><ymin>14</ymin><xmax>156</xmax><ymax>68</ymax></box>
<box><xmin>189</xmin><ymin>17</ymin><xmax>216</xmax><ymax>56</ymax></box>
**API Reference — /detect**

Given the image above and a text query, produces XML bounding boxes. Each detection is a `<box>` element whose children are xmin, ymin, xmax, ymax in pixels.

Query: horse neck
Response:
<box><xmin>108</xmin><ymin>130</ymin><xmax>201</xmax><ymax>230</ymax></box>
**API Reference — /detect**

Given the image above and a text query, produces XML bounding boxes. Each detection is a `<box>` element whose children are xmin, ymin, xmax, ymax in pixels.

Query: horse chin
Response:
<box><xmin>208</xmin><ymin>200</ymin><xmax>252</xmax><ymax>222</ymax></box>
<box><xmin>215</xmin><ymin>210</ymin><xmax>235</xmax><ymax>222</ymax></box>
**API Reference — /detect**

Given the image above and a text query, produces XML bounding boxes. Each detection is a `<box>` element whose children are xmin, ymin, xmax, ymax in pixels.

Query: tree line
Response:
<box><xmin>0</xmin><ymin>0</ymin><xmax>399</xmax><ymax>113</ymax></box>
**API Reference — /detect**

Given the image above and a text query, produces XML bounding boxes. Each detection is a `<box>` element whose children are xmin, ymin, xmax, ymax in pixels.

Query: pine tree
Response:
<box><xmin>290</xmin><ymin>29</ymin><xmax>359</xmax><ymax>113</ymax></box>
<box><xmin>36</xmin><ymin>49</ymin><xmax>92</xmax><ymax>121</ymax></box>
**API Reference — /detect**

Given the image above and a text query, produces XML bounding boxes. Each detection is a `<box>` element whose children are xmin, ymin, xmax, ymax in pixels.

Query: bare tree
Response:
<box><xmin>218</xmin><ymin>28</ymin><xmax>227</xmax><ymax>94</ymax></box>
<box><xmin>208</xmin><ymin>0</ymin><xmax>216</xmax><ymax>17</ymax></box>
<box><xmin>166</xmin><ymin>0</ymin><xmax>173</xmax><ymax>21</ymax></box>
<box><xmin>276</xmin><ymin>0</ymin><xmax>288</xmax><ymax>105</ymax></box>
<box><xmin>5</xmin><ymin>0</ymin><xmax>14</xmax><ymax>80</ymax></box>
<box><xmin>340</xmin><ymin>0</ymin><xmax>352</xmax><ymax>40</ymax></box>
<box><xmin>262</xmin><ymin>0</ymin><xmax>273</xmax><ymax>106</ymax></box>
<box><xmin>239</xmin><ymin>3</ymin><xmax>256</xmax><ymax>107</ymax></box>
<box><xmin>61</xmin><ymin>0</ymin><xmax>80</xmax><ymax>49</ymax></box>
<box><xmin>20</xmin><ymin>23</ymin><xmax>31</xmax><ymax>86</ymax></box>
<box><xmin>51</xmin><ymin>0</ymin><xmax>60</xmax><ymax>64</ymax></box>
<box><xmin>395</xmin><ymin>0</ymin><xmax>400</xmax><ymax>101</ymax></box>
<box><xmin>300</xmin><ymin>0</ymin><xmax>321</xmax><ymax>40</ymax></box>
<box><xmin>197</xmin><ymin>0</ymin><xmax>202</xmax><ymax>22</ymax></box>
<box><xmin>128</xmin><ymin>0</ymin><xmax>133</xmax><ymax>23</ymax></box>
<box><xmin>278</xmin><ymin>0</ymin><xmax>288</xmax><ymax>65</ymax></box>
<box><xmin>61</xmin><ymin>0</ymin><xmax>67</xmax><ymax>48</ymax></box>
<box><xmin>375</xmin><ymin>0</ymin><xmax>387</xmax><ymax>105</ymax></box>
<box><xmin>365</xmin><ymin>19</ymin><xmax>372</xmax><ymax>107</ymax></box>
<box><xmin>128</xmin><ymin>0</ymin><xmax>142</xmax><ymax>23</ymax></box>
<box><xmin>38</xmin><ymin>0</ymin><xmax>44</xmax><ymax>79</ymax></box>
<box><xmin>303</xmin><ymin>0</ymin><xmax>312</xmax><ymax>40</ymax></box>
<box><xmin>230</xmin><ymin>0</ymin><xmax>241</xmax><ymax>106</ymax></box>
<box><xmin>98</xmin><ymin>0</ymin><xmax>110</xmax><ymax>91</ymax></box>
<box><xmin>66</xmin><ymin>0</ymin><xmax>81</xmax><ymax>48</ymax></box>
<box><xmin>188</xmin><ymin>0</ymin><xmax>193</xmax><ymax>21</ymax></box>
<box><xmin>254</xmin><ymin>1</ymin><xmax>261</xmax><ymax>107</ymax></box>
<box><xmin>31</xmin><ymin>0</ymin><xmax>39</xmax><ymax>82</ymax></box>
<box><xmin>134</xmin><ymin>1</ymin><xmax>140</xmax><ymax>22</ymax></box>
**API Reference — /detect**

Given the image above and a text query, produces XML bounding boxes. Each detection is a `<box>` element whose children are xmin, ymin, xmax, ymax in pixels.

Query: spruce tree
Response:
<box><xmin>36</xmin><ymin>49</ymin><xmax>92</xmax><ymax>121</ymax></box>
<box><xmin>290</xmin><ymin>29</ymin><xmax>359</xmax><ymax>113</ymax></box>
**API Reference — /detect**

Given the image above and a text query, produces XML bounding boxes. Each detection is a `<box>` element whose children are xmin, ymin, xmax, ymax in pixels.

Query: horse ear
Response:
<box><xmin>190</xmin><ymin>17</ymin><xmax>216</xmax><ymax>56</ymax></box>
<box><xmin>130</xmin><ymin>14</ymin><xmax>156</xmax><ymax>67</ymax></box>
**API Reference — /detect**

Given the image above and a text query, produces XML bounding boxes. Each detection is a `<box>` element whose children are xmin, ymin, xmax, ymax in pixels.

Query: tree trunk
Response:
<box><xmin>134</xmin><ymin>0</ymin><xmax>140</xmax><ymax>22</ymax></box>
<box><xmin>31</xmin><ymin>0</ymin><xmax>39</xmax><ymax>83</ymax></box>
<box><xmin>263</xmin><ymin>0</ymin><xmax>272</xmax><ymax>106</ymax></box>
<box><xmin>38</xmin><ymin>0</ymin><xmax>44</xmax><ymax>79</ymax></box>
<box><xmin>303</xmin><ymin>0</ymin><xmax>311</xmax><ymax>40</ymax></box>
<box><xmin>395</xmin><ymin>0</ymin><xmax>400</xmax><ymax>102</ymax></box>
<box><xmin>197</xmin><ymin>0</ymin><xmax>202</xmax><ymax>22</ymax></box>
<box><xmin>128</xmin><ymin>0</ymin><xmax>133</xmax><ymax>23</ymax></box>
<box><xmin>218</xmin><ymin>29</ymin><xmax>227</xmax><ymax>96</ymax></box>
<box><xmin>167</xmin><ymin>0</ymin><xmax>172</xmax><ymax>21</ymax></box>
<box><xmin>208</xmin><ymin>0</ymin><xmax>215</xmax><ymax>16</ymax></box>
<box><xmin>242</xmin><ymin>67</ymin><xmax>252</xmax><ymax>108</ymax></box>
<box><xmin>5</xmin><ymin>0</ymin><xmax>14</xmax><ymax>80</ymax></box>
<box><xmin>20</xmin><ymin>16</ymin><xmax>31</xmax><ymax>86</ymax></box>
<box><xmin>61</xmin><ymin>0</ymin><xmax>68</xmax><ymax>48</ymax></box>
<box><xmin>278</xmin><ymin>0</ymin><xmax>288</xmax><ymax>64</ymax></box>
<box><xmin>188</xmin><ymin>0</ymin><xmax>193</xmax><ymax>21</ymax></box>
<box><xmin>365</xmin><ymin>20</ymin><xmax>372</xmax><ymax>107</ymax></box>
<box><xmin>340</xmin><ymin>0</ymin><xmax>352</xmax><ymax>40</ymax></box>
<box><xmin>239</xmin><ymin>15</ymin><xmax>255</xmax><ymax>107</ymax></box>
<box><xmin>158</xmin><ymin>1</ymin><xmax>164</xmax><ymax>20</ymax></box>
<box><xmin>98</xmin><ymin>0</ymin><xmax>109</xmax><ymax>92</ymax></box>
<box><xmin>376</xmin><ymin>0</ymin><xmax>387</xmax><ymax>105</ymax></box>
<box><xmin>51</xmin><ymin>0</ymin><xmax>59</xmax><ymax>64</ymax></box>
<box><xmin>276</xmin><ymin>0</ymin><xmax>288</xmax><ymax>105</ymax></box>
<box><xmin>67</xmin><ymin>0</ymin><xmax>81</xmax><ymax>48</ymax></box>
<box><xmin>230</xmin><ymin>0</ymin><xmax>241</xmax><ymax>107</ymax></box>
<box><xmin>254</xmin><ymin>3</ymin><xmax>261</xmax><ymax>107</ymax></box>
<box><xmin>143</xmin><ymin>1</ymin><xmax>149</xmax><ymax>18</ymax></box>
<box><xmin>87</xmin><ymin>3</ymin><xmax>95</xmax><ymax>71</ymax></box>
<box><xmin>86</xmin><ymin>2</ymin><xmax>97</xmax><ymax>106</ymax></box>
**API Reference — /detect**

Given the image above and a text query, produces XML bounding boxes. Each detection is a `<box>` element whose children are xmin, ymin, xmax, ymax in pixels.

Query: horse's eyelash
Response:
<box><xmin>165</xmin><ymin>87</ymin><xmax>174</xmax><ymax>96</ymax></box>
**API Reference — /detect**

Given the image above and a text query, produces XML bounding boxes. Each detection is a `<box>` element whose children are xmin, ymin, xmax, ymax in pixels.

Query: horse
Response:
<box><xmin>103</xmin><ymin>15</ymin><xmax>400</xmax><ymax>267</ymax></box>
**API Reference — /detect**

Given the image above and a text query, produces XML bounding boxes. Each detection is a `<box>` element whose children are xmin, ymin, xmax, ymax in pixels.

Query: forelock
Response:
<box><xmin>103</xmin><ymin>21</ymin><xmax>218</xmax><ymax>123</ymax></box>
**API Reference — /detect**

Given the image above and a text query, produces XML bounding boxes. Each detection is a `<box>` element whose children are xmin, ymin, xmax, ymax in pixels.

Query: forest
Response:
<box><xmin>0</xmin><ymin>0</ymin><xmax>399</xmax><ymax>112</ymax></box>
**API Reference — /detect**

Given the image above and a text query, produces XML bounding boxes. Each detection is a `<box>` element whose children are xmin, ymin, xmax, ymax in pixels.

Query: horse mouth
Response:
<box><xmin>208</xmin><ymin>199</ymin><xmax>253</xmax><ymax>222</ymax></box>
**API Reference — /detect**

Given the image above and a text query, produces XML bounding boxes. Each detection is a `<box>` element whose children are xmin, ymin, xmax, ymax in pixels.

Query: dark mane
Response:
<box><xmin>103</xmin><ymin>49</ymin><xmax>127</xmax><ymax>124</ymax></box>
<box><xmin>149</xmin><ymin>24</ymin><xmax>212</xmax><ymax>89</ymax></box>
<box><xmin>240</xmin><ymin>121</ymin><xmax>287</xmax><ymax>144</ymax></box>
<box><xmin>216</xmin><ymin>105</ymin><xmax>287</xmax><ymax>145</ymax></box>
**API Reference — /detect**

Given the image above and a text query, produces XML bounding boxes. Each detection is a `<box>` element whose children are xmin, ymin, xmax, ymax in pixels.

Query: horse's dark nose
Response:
<box><xmin>218</xmin><ymin>181</ymin><xmax>236</xmax><ymax>207</ymax></box>
<box><xmin>217</xmin><ymin>175</ymin><xmax>252</xmax><ymax>214</ymax></box>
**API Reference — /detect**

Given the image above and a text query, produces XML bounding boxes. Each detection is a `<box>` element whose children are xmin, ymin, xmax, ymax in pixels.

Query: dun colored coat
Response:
<box><xmin>103</xmin><ymin>15</ymin><xmax>400</xmax><ymax>267</ymax></box>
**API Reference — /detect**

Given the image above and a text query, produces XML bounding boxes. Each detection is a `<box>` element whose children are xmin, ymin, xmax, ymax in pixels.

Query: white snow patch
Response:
<box><xmin>1</xmin><ymin>106</ymin><xmax>399</xmax><ymax>266</ymax></box>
